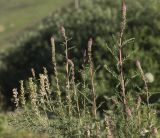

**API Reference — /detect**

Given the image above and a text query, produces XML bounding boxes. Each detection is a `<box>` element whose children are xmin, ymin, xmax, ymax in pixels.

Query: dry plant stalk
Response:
<box><xmin>117</xmin><ymin>0</ymin><xmax>133</xmax><ymax>119</ymax></box>
<box><xmin>96</xmin><ymin>122</ymin><xmax>101</xmax><ymax>138</ymax></box>
<box><xmin>136</xmin><ymin>60</ymin><xmax>149</xmax><ymax>104</ymax></box>
<box><xmin>39</xmin><ymin>74</ymin><xmax>52</xmax><ymax>120</ymax></box>
<box><xmin>41</xmin><ymin>71</ymin><xmax>53</xmax><ymax>112</ymax></box>
<box><xmin>31</xmin><ymin>68</ymin><xmax>36</xmax><ymax>79</ymax></box>
<box><xmin>88</xmin><ymin>38</ymin><xmax>97</xmax><ymax>119</ymax></box>
<box><xmin>28</xmin><ymin>77</ymin><xmax>40</xmax><ymax>116</ymax></box>
<box><xmin>43</xmin><ymin>67</ymin><xmax>51</xmax><ymax>95</ymax></box>
<box><xmin>105</xmin><ymin>116</ymin><xmax>114</xmax><ymax>138</ymax></box>
<box><xmin>82</xmin><ymin>50</ymin><xmax>87</xmax><ymax>115</ymax></box>
<box><xmin>19</xmin><ymin>80</ymin><xmax>26</xmax><ymax>107</ymax></box>
<box><xmin>12</xmin><ymin>88</ymin><xmax>19</xmax><ymax>107</ymax></box>
<box><xmin>61</xmin><ymin>26</ymin><xmax>70</xmax><ymax>90</ymax></box>
<box><xmin>51</xmin><ymin>37</ymin><xmax>64</xmax><ymax>113</ymax></box>
<box><xmin>136</xmin><ymin>60</ymin><xmax>151</xmax><ymax>124</ymax></box>
<box><xmin>68</xmin><ymin>59</ymin><xmax>80</xmax><ymax>118</ymax></box>
<box><xmin>88</xmin><ymin>38</ymin><xmax>100</xmax><ymax>138</ymax></box>
<box><xmin>61</xmin><ymin>26</ymin><xmax>72</xmax><ymax>115</ymax></box>
<box><xmin>39</xmin><ymin>74</ymin><xmax>46</xmax><ymax>97</ymax></box>
<box><xmin>118</xmin><ymin>0</ymin><xmax>127</xmax><ymax>106</ymax></box>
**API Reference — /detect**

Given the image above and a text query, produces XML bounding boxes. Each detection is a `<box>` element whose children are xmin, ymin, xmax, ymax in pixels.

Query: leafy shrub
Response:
<box><xmin>0</xmin><ymin>0</ymin><xmax>160</xmax><ymax>106</ymax></box>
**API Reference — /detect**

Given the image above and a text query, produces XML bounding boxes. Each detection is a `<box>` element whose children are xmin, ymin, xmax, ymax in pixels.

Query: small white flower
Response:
<box><xmin>145</xmin><ymin>72</ymin><xmax>154</xmax><ymax>83</ymax></box>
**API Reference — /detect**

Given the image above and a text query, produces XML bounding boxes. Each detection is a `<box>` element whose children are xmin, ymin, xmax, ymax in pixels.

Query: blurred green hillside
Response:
<box><xmin>0</xmin><ymin>0</ymin><xmax>71</xmax><ymax>51</ymax></box>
